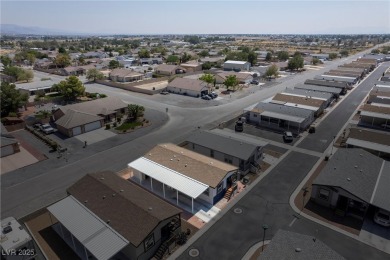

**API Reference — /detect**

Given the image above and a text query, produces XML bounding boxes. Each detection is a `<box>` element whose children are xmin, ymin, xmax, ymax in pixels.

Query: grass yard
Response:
<box><xmin>115</xmin><ymin>121</ymin><xmax>142</xmax><ymax>131</ymax></box>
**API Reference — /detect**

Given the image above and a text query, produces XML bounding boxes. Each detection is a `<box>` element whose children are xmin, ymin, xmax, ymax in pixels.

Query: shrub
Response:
<box><xmin>113</xmin><ymin>122</ymin><xmax>117</xmax><ymax>127</ymax></box>
<box><xmin>105</xmin><ymin>124</ymin><xmax>111</xmax><ymax>129</ymax></box>
<box><xmin>8</xmin><ymin>112</ymin><xmax>18</xmax><ymax>117</ymax></box>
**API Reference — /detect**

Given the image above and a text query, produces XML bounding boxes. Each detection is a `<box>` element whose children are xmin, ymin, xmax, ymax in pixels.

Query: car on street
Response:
<box><xmin>39</xmin><ymin>124</ymin><xmax>55</xmax><ymax>134</ymax></box>
<box><xmin>251</xmin><ymin>80</ymin><xmax>259</xmax><ymax>85</ymax></box>
<box><xmin>374</xmin><ymin>209</ymin><xmax>390</xmax><ymax>227</ymax></box>
<box><xmin>283</xmin><ymin>131</ymin><xmax>293</xmax><ymax>142</ymax></box>
<box><xmin>201</xmin><ymin>95</ymin><xmax>211</xmax><ymax>100</ymax></box>
<box><xmin>235</xmin><ymin>120</ymin><xmax>244</xmax><ymax>132</ymax></box>
<box><xmin>209</xmin><ymin>92</ymin><xmax>218</xmax><ymax>99</ymax></box>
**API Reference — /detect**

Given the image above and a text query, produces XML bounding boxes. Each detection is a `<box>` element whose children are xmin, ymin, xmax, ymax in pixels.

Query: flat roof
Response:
<box><xmin>371</xmin><ymin>161</ymin><xmax>390</xmax><ymax>212</ymax></box>
<box><xmin>360</xmin><ymin>111</ymin><xmax>390</xmax><ymax>120</ymax></box>
<box><xmin>346</xmin><ymin>138</ymin><xmax>390</xmax><ymax>154</ymax></box>
<box><xmin>0</xmin><ymin>217</ymin><xmax>32</xmax><ymax>251</ymax></box>
<box><xmin>48</xmin><ymin>196</ymin><xmax>129</xmax><ymax>260</ymax></box>
<box><xmin>224</xmin><ymin>60</ymin><xmax>248</xmax><ymax>65</ymax></box>
<box><xmin>128</xmin><ymin>157</ymin><xmax>209</xmax><ymax>198</ymax></box>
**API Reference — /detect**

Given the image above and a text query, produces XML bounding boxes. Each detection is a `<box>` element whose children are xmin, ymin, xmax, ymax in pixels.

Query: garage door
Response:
<box><xmin>72</xmin><ymin>127</ymin><xmax>82</xmax><ymax>136</ymax></box>
<box><xmin>84</xmin><ymin>121</ymin><xmax>101</xmax><ymax>132</ymax></box>
<box><xmin>1</xmin><ymin>145</ymin><xmax>14</xmax><ymax>158</ymax></box>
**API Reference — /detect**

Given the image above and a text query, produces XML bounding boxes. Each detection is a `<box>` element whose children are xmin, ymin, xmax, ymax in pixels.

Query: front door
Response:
<box><xmin>336</xmin><ymin>195</ymin><xmax>349</xmax><ymax>211</ymax></box>
<box><xmin>161</xmin><ymin>224</ymin><xmax>170</xmax><ymax>242</ymax></box>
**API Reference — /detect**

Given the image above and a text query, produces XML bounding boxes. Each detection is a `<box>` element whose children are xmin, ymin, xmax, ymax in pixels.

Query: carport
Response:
<box><xmin>128</xmin><ymin>157</ymin><xmax>209</xmax><ymax>213</ymax></box>
<box><xmin>259</xmin><ymin>111</ymin><xmax>306</xmax><ymax>132</ymax></box>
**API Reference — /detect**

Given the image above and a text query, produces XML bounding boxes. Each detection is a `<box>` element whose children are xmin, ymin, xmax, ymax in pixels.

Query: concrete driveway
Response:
<box><xmin>359</xmin><ymin>216</ymin><xmax>390</xmax><ymax>254</ymax></box>
<box><xmin>74</xmin><ymin>128</ymin><xmax>117</xmax><ymax>145</ymax></box>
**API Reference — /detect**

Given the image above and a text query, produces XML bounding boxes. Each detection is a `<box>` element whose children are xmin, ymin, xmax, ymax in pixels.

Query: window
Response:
<box><xmin>253</xmin><ymin>113</ymin><xmax>258</xmax><ymax>117</ymax></box>
<box><xmin>217</xmin><ymin>182</ymin><xmax>223</xmax><ymax>193</ymax></box>
<box><xmin>318</xmin><ymin>188</ymin><xmax>330</xmax><ymax>201</ymax></box>
<box><xmin>144</xmin><ymin>234</ymin><xmax>155</xmax><ymax>251</ymax></box>
<box><xmin>224</xmin><ymin>155</ymin><xmax>233</xmax><ymax>164</ymax></box>
<box><xmin>210</xmin><ymin>150</ymin><xmax>214</xmax><ymax>158</ymax></box>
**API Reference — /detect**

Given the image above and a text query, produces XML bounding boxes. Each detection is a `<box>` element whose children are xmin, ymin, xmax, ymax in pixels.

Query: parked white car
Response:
<box><xmin>39</xmin><ymin>124</ymin><xmax>55</xmax><ymax>134</ymax></box>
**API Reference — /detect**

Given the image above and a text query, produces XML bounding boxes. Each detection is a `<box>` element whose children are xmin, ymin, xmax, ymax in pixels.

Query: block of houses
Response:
<box><xmin>183</xmin><ymin>130</ymin><xmax>267</xmax><ymax>174</ymax></box>
<box><xmin>54</xmin><ymin>97</ymin><xmax>127</xmax><ymax>137</ymax></box>
<box><xmin>47</xmin><ymin>172</ymin><xmax>182</xmax><ymax>260</ymax></box>
<box><xmin>325</xmin><ymin>70</ymin><xmax>361</xmax><ymax>80</ymax></box>
<box><xmin>367</xmin><ymin>87</ymin><xmax>390</xmax><ymax>106</ymax></box>
<box><xmin>215</xmin><ymin>71</ymin><xmax>253</xmax><ymax>84</ymax></box>
<box><xmin>246</xmin><ymin>102</ymin><xmax>315</xmax><ymax>133</ymax></box>
<box><xmin>314</xmin><ymin>75</ymin><xmax>357</xmax><ymax>85</ymax></box>
<box><xmin>128</xmin><ymin>143</ymin><xmax>238</xmax><ymax>210</ymax></box>
<box><xmin>311</xmin><ymin>148</ymin><xmax>390</xmax><ymax>221</ymax></box>
<box><xmin>346</xmin><ymin>127</ymin><xmax>390</xmax><ymax>159</ymax></box>
<box><xmin>140</xmin><ymin>57</ymin><xmax>163</xmax><ymax>65</ymax></box>
<box><xmin>109</xmin><ymin>68</ymin><xmax>144</xmax><ymax>82</ymax></box>
<box><xmin>155</xmin><ymin>64</ymin><xmax>185</xmax><ymax>76</ymax></box>
<box><xmin>358</xmin><ymin>104</ymin><xmax>390</xmax><ymax>128</ymax></box>
<box><xmin>166</xmin><ymin>77</ymin><xmax>209</xmax><ymax>97</ymax></box>
<box><xmin>0</xmin><ymin>128</ymin><xmax>20</xmax><ymax>157</ymax></box>
<box><xmin>223</xmin><ymin>60</ymin><xmax>250</xmax><ymax>71</ymax></box>
<box><xmin>261</xmin><ymin>230</ymin><xmax>345</xmax><ymax>260</ymax></box>
<box><xmin>271</xmin><ymin>93</ymin><xmax>327</xmax><ymax>117</ymax></box>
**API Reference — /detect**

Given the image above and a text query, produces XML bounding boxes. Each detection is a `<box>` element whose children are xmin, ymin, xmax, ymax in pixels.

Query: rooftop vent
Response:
<box><xmin>100</xmin><ymin>177</ymin><xmax>104</xmax><ymax>180</ymax></box>
<box><xmin>347</xmin><ymin>178</ymin><xmax>351</xmax><ymax>181</ymax></box>
<box><xmin>84</xmin><ymin>200</ymin><xmax>88</xmax><ymax>204</ymax></box>
<box><xmin>149</xmin><ymin>153</ymin><xmax>152</xmax><ymax>156</ymax></box>
<box><xmin>103</xmin><ymin>196</ymin><xmax>106</xmax><ymax>199</ymax></box>
<box><xmin>112</xmin><ymin>194</ymin><xmax>116</xmax><ymax>197</ymax></box>
<box><xmin>148</xmin><ymin>207</ymin><xmax>153</xmax><ymax>211</ymax></box>
<box><xmin>174</xmin><ymin>155</ymin><xmax>177</xmax><ymax>158</ymax></box>
<box><xmin>2</xmin><ymin>226</ymin><xmax>12</xmax><ymax>234</ymax></box>
<box><xmin>181</xmin><ymin>151</ymin><xmax>184</xmax><ymax>154</ymax></box>
<box><xmin>106</xmin><ymin>220</ymin><xmax>110</xmax><ymax>224</ymax></box>
<box><xmin>295</xmin><ymin>248</ymin><xmax>302</xmax><ymax>253</ymax></box>
<box><xmin>170</xmin><ymin>159</ymin><xmax>173</xmax><ymax>161</ymax></box>
<box><xmin>354</xmin><ymin>165</ymin><xmax>358</xmax><ymax>168</ymax></box>
<box><xmin>185</xmin><ymin>164</ymin><xmax>188</xmax><ymax>167</ymax></box>
<box><xmin>120</xmin><ymin>189</ymin><xmax>124</xmax><ymax>192</ymax></box>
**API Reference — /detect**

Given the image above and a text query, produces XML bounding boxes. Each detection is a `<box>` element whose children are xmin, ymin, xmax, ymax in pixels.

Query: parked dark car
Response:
<box><xmin>251</xmin><ymin>80</ymin><xmax>259</xmax><ymax>85</ymax></box>
<box><xmin>283</xmin><ymin>131</ymin><xmax>293</xmax><ymax>142</ymax></box>
<box><xmin>201</xmin><ymin>95</ymin><xmax>211</xmax><ymax>100</ymax></box>
<box><xmin>235</xmin><ymin>120</ymin><xmax>244</xmax><ymax>132</ymax></box>
<box><xmin>209</xmin><ymin>92</ymin><xmax>218</xmax><ymax>99</ymax></box>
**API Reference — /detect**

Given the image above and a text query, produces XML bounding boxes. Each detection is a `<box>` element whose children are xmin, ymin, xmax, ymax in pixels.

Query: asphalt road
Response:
<box><xmin>298</xmin><ymin>62</ymin><xmax>390</xmax><ymax>153</ymax></box>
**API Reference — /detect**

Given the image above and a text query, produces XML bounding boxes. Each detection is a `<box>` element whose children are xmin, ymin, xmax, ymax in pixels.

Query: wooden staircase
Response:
<box><xmin>224</xmin><ymin>185</ymin><xmax>237</xmax><ymax>201</ymax></box>
<box><xmin>152</xmin><ymin>241</ymin><xmax>169</xmax><ymax>260</ymax></box>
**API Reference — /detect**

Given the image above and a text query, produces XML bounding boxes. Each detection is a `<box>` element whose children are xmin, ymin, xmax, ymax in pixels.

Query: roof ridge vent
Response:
<box><xmin>347</xmin><ymin>178</ymin><xmax>351</xmax><ymax>181</ymax></box>
<box><xmin>295</xmin><ymin>248</ymin><xmax>302</xmax><ymax>252</ymax></box>
<box><xmin>120</xmin><ymin>189</ymin><xmax>124</xmax><ymax>192</ymax></box>
<box><xmin>103</xmin><ymin>196</ymin><xmax>106</xmax><ymax>199</ymax></box>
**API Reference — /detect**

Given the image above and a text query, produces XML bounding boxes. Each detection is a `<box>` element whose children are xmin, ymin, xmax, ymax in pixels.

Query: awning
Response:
<box><xmin>128</xmin><ymin>157</ymin><xmax>209</xmax><ymax>198</ymax></box>
<box><xmin>261</xmin><ymin>111</ymin><xmax>306</xmax><ymax>123</ymax></box>
<box><xmin>48</xmin><ymin>196</ymin><xmax>129</xmax><ymax>260</ymax></box>
<box><xmin>346</xmin><ymin>138</ymin><xmax>390</xmax><ymax>154</ymax></box>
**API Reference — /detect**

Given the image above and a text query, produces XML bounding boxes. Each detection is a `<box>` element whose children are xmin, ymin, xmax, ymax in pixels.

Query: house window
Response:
<box><xmin>253</xmin><ymin>114</ymin><xmax>258</xmax><ymax>117</ymax></box>
<box><xmin>318</xmin><ymin>188</ymin><xmax>330</xmax><ymax>201</ymax></box>
<box><xmin>144</xmin><ymin>234</ymin><xmax>155</xmax><ymax>251</ymax></box>
<box><xmin>210</xmin><ymin>150</ymin><xmax>214</xmax><ymax>158</ymax></box>
<box><xmin>217</xmin><ymin>182</ymin><xmax>223</xmax><ymax>193</ymax></box>
<box><xmin>224</xmin><ymin>155</ymin><xmax>233</xmax><ymax>164</ymax></box>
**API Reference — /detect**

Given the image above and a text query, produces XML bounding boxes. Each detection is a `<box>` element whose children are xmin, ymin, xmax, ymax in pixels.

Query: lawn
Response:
<box><xmin>115</xmin><ymin>121</ymin><xmax>142</xmax><ymax>131</ymax></box>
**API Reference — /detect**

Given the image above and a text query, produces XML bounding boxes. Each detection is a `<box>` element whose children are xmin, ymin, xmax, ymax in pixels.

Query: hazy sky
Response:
<box><xmin>1</xmin><ymin>0</ymin><xmax>389</xmax><ymax>34</ymax></box>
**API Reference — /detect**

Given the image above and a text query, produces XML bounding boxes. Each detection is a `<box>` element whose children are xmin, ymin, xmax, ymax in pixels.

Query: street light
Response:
<box><xmin>262</xmin><ymin>224</ymin><xmax>268</xmax><ymax>252</ymax></box>
<box><xmin>330</xmin><ymin>135</ymin><xmax>336</xmax><ymax>155</ymax></box>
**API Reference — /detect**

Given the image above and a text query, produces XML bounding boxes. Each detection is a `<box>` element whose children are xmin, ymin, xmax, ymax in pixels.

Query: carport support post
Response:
<box><xmin>84</xmin><ymin>246</ymin><xmax>88</xmax><ymax>260</ymax></box>
<box><xmin>151</xmin><ymin>178</ymin><xmax>153</xmax><ymax>192</ymax></box>
<box><xmin>163</xmin><ymin>183</ymin><xmax>166</xmax><ymax>198</ymax></box>
<box><xmin>192</xmin><ymin>198</ymin><xmax>194</xmax><ymax>213</ymax></box>
<box><xmin>176</xmin><ymin>190</ymin><xmax>179</xmax><ymax>205</ymax></box>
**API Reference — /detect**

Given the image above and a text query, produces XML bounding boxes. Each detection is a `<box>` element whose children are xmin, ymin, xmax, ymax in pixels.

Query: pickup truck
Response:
<box><xmin>39</xmin><ymin>124</ymin><xmax>55</xmax><ymax>134</ymax></box>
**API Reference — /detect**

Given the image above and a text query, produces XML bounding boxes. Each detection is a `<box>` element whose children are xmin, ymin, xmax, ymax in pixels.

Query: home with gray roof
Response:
<box><xmin>304</xmin><ymin>79</ymin><xmax>348</xmax><ymax>94</ymax></box>
<box><xmin>182</xmin><ymin>130</ymin><xmax>267</xmax><ymax>174</ymax></box>
<box><xmin>47</xmin><ymin>172</ymin><xmax>182</xmax><ymax>260</ymax></box>
<box><xmin>260</xmin><ymin>229</ymin><xmax>345</xmax><ymax>260</ymax></box>
<box><xmin>312</xmin><ymin>148</ymin><xmax>390</xmax><ymax>220</ymax></box>
<box><xmin>295</xmin><ymin>84</ymin><xmax>342</xmax><ymax>98</ymax></box>
<box><xmin>54</xmin><ymin>97</ymin><xmax>127</xmax><ymax>137</ymax></box>
<box><xmin>1</xmin><ymin>123</ymin><xmax>20</xmax><ymax>158</ymax></box>
<box><xmin>155</xmin><ymin>64</ymin><xmax>185</xmax><ymax>76</ymax></box>
<box><xmin>358</xmin><ymin>104</ymin><xmax>390</xmax><ymax>129</ymax></box>
<box><xmin>223</xmin><ymin>60</ymin><xmax>250</xmax><ymax>71</ymax></box>
<box><xmin>246</xmin><ymin>102</ymin><xmax>315</xmax><ymax>133</ymax></box>
<box><xmin>283</xmin><ymin>88</ymin><xmax>334</xmax><ymax>107</ymax></box>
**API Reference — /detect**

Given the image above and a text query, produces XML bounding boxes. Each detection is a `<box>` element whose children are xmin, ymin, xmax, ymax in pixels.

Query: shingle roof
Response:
<box><xmin>144</xmin><ymin>144</ymin><xmax>237</xmax><ymax>188</ymax></box>
<box><xmin>167</xmin><ymin>78</ymin><xmax>208</xmax><ymax>92</ymax></box>
<box><xmin>186</xmin><ymin>130</ymin><xmax>262</xmax><ymax>161</ymax></box>
<box><xmin>348</xmin><ymin>127</ymin><xmax>390</xmax><ymax>146</ymax></box>
<box><xmin>110</xmin><ymin>68</ymin><xmax>143</xmax><ymax>78</ymax></box>
<box><xmin>55</xmin><ymin>109</ymin><xmax>103</xmax><ymax>128</ymax></box>
<box><xmin>283</xmin><ymin>88</ymin><xmax>333</xmax><ymax>100</ymax></box>
<box><xmin>313</xmin><ymin>148</ymin><xmax>384</xmax><ymax>203</ymax></box>
<box><xmin>272</xmin><ymin>93</ymin><xmax>326</xmax><ymax>108</ymax></box>
<box><xmin>59</xmin><ymin>97</ymin><xmax>127</xmax><ymax>116</ymax></box>
<box><xmin>260</xmin><ymin>230</ymin><xmax>345</xmax><ymax>260</ymax></box>
<box><xmin>156</xmin><ymin>64</ymin><xmax>179</xmax><ymax>73</ymax></box>
<box><xmin>295</xmin><ymin>84</ymin><xmax>342</xmax><ymax>95</ymax></box>
<box><xmin>67</xmin><ymin>172</ymin><xmax>182</xmax><ymax>247</ymax></box>
<box><xmin>216</xmin><ymin>71</ymin><xmax>252</xmax><ymax>81</ymax></box>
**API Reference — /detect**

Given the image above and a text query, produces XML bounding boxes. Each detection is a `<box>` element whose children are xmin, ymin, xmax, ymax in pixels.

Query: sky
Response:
<box><xmin>1</xmin><ymin>0</ymin><xmax>389</xmax><ymax>34</ymax></box>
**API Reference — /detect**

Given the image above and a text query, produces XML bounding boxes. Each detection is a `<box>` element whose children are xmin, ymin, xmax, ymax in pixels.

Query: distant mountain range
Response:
<box><xmin>0</xmin><ymin>24</ymin><xmax>85</xmax><ymax>35</ymax></box>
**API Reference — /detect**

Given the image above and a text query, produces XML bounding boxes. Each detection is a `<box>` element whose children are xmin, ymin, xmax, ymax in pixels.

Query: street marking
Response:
<box><xmin>289</xmin><ymin>217</ymin><xmax>298</xmax><ymax>227</ymax></box>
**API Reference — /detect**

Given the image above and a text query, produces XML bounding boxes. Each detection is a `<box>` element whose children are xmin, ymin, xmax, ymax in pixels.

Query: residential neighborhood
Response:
<box><xmin>1</xmin><ymin>1</ymin><xmax>390</xmax><ymax>260</ymax></box>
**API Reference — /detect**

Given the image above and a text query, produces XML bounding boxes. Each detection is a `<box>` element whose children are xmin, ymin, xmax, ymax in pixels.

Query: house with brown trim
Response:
<box><xmin>166</xmin><ymin>77</ymin><xmax>209</xmax><ymax>97</ymax></box>
<box><xmin>109</xmin><ymin>68</ymin><xmax>144</xmax><ymax>82</ymax></box>
<box><xmin>271</xmin><ymin>93</ymin><xmax>327</xmax><ymax>117</ymax></box>
<box><xmin>214</xmin><ymin>71</ymin><xmax>253</xmax><ymax>84</ymax></box>
<box><xmin>47</xmin><ymin>172</ymin><xmax>182</xmax><ymax>260</ymax></box>
<box><xmin>179</xmin><ymin>61</ymin><xmax>202</xmax><ymax>72</ymax></box>
<box><xmin>155</xmin><ymin>64</ymin><xmax>185</xmax><ymax>76</ymax></box>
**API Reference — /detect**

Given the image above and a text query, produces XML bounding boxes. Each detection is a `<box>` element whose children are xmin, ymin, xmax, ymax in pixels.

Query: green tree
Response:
<box><xmin>264</xmin><ymin>64</ymin><xmax>279</xmax><ymax>78</ymax></box>
<box><xmin>1</xmin><ymin>55</ymin><xmax>12</xmax><ymax>67</ymax></box>
<box><xmin>371</xmin><ymin>49</ymin><xmax>380</xmax><ymax>54</ymax></box>
<box><xmin>54</xmin><ymin>53</ymin><xmax>71</xmax><ymax>68</ymax></box>
<box><xmin>202</xmin><ymin>62</ymin><xmax>212</xmax><ymax>70</ymax></box>
<box><xmin>339</xmin><ymin>50</ymin><xmax>349</xmax><ymax>57</ymax></box>
<box><xmin>26</xmin><ymin>53</ymin><xmax>36</xmax><ymax>65</ymax></box>
<box><xmin>223</xmin><ymin>75</ymin><xmax>239</xmax><ymax>91</ymax></box>
<box><xmin>265</xmin><ymin>52</ymin><xmax>272</xmax><ymax>62</ymax></box>
<box><xmin>108</xmin><ymin>60</ymin><xmax>122</xmax><ymax>69</ymax></box>
<box><xmin>0</xmin><ymin>82</ymin><xmax>28</xmax><ymax>117</ymax></box>
<box><xmin>17</xmin><ymin>69</ymin><xmax>34</xmax><ymax>82</ymax></box>
<box><xmin>199</xmin><ymin>73</ymin><xmax>215</xmax><ymax>91</ymax></box>
<box><xmin>225</xmin><ymin>51</ymin><xmax>248</xmax><ymax>62</ymax></box>
<box><xmin>312</xmin><ymin>57</ymin><xmax>320</xmax><ymax>65</ymax></box>
<box><xmin>181</xmin><ymin>52</ymin><xmax>192</xmax><ymax>63</ymax></box>
<box><xmin>166</xmin><ymin>55</ymin><xmax>179</xmax><ymax>64</ymax></box>
<box><xmin>247</xmin><ymin>51</ymin><xmax>257</xmax><ymax>66</ymax></box>
<box><xmin>127</xmin><ymin>104</ymin><xmax>145</xmax><ymax>121</ymax></box>
<box><xmin>138</xmin><ymin>49</ymin><xmax>150</xmax><ymax>58</ymax></box>
<box><xmin>55</xmin><ymin>76</ymin><xmax>85</xmax><ymax>101</ymax></box>
<box><xmin>78</xmin><ymin>56</ymin><xmax>86</xmax><ymax>65</ymax></box>
<box><xmin>199</xmin><ymin>50</ymin><xmax>209</xmax><ymax>57</ymax></box>
<box><xmin>288</xmin><ymin>53</ymin><xmax>304</xmax><ymax>71</ymax></box>
<box><xmin>86</xmin><ymin>68</ymin><xmax>104</xmax><ymax>82</ymax></box>
<box><xmin>58</xmin><ymin>47</ymin><xmax>67</xmax><ymax>54</ymax></box>
<box><xmin>277</xmin><ymin>51</ymin><xmax>289</xmax><ymax>61</ymax></box>
<box><xmin>329</xmin><ymin>53</ymin><xmax>338</xmax><ymax>60</ymax></box>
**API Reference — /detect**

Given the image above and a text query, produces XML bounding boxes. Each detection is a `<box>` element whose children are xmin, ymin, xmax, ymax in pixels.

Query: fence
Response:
<box><xmin>4</xmin><ymin>122</ymin><xmax>26</xmax><ymax>132</ymax></box>
<box><xmin>95</xmin><ymin>78</ymin><xmax>168</xmax><ymax>95</ymax></box>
